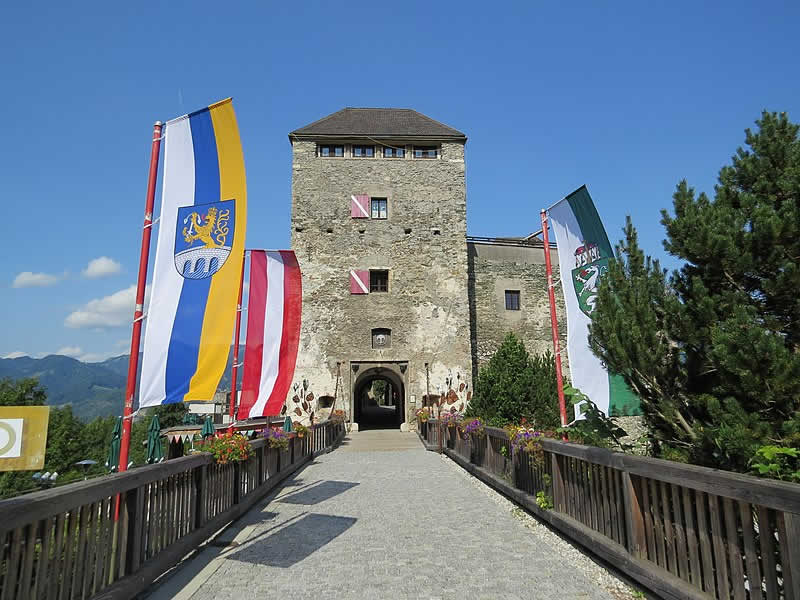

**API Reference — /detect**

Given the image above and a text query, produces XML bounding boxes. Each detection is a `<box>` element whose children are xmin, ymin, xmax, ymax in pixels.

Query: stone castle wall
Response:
<box><xmin>290</xmin><ymin>140</ymin><xmax>473</xmax><ymax>425</ymax></box>
<box><xmin>467</xmin><ymin>241</ymin><xmax>568</xmax><ymax>378</ymax></box>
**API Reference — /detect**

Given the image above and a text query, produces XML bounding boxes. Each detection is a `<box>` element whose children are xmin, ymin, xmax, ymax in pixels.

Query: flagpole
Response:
<box><xmin>229</xmin><ymin>253</ymin><xmax>246</xmax><ymax>431</ymax></box>
<box><xmin>118</xmin><ymin>121</ymin><xmax>164</xmax><ymax>473</ymax></box>
<box><xmin>540</xmin><ymin>209</ymin><xmax>569</xmax><ymax>437</ymax></box>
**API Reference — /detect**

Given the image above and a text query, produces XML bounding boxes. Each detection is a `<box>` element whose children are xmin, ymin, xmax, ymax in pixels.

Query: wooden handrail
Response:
<box><xmin>424</xmin><ymin>419</ymin><xmax>800</xmax><ymax>600</ymax></box>
<box><xmin>0</xmin><ymin>419</ymin><xmax>346</xmax><ymax>600</ymax></box>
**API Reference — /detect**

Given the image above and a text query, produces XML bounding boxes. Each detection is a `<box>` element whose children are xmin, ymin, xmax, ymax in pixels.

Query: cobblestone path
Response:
<box><xmin>150</xmin><ymin>431</ymin><xmax>623</xmax><ymax>600</ymax></box>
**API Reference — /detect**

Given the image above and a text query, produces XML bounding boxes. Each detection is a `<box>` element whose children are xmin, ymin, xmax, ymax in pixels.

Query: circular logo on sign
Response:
<box><xmin>0</xmin><ymin>421</ymin><xmax>16</xmax><ymax>456</ymax></box>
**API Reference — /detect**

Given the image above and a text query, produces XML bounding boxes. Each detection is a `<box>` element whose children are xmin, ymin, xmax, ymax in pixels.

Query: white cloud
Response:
<box><xmin>12</xmin><ymin>271</ymin><xmax>61</xmax><ymax>288</ymax></box>
<box><xmin>55</xmin><ymin>346</ymin><xmax>83</xmax><ymax>358</ymax></box>
<box><xmin>78</xmin><ymin>351</ymin><xmax>114</xmax><ymax>363</ymax></box>
<box><xmin>83</xmin><ymin>256</ymin><xmax>122</xmax><ymax>279</ymax></box>
<box><xmin>65</xmin><ymin>284</ymin><xmax>139</xmax><ymax>329</ymax></box>
<box><xmin>2</xmin><ymin>351</ymin><xmax>28</xmax><ymax>359</ymax></box>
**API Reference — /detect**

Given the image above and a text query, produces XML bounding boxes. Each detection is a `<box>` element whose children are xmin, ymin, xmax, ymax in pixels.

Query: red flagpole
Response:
<box><xmin>229</xmin><ymin>254</ymin><xmax>246</xmax><ymax>430</ymax></box>
<box><xmin>541</xmin><ymin>209</ymin><xmax>569</xmax><ymax>436</ymax></box>
<box><xmin>118</xmin><ymin>121</ymin><xmax>163</xmax><ymax>473</ymax></box>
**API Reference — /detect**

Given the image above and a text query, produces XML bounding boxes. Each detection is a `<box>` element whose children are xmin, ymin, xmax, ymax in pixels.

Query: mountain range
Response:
<box><xmin>0</xmin><ymin>350</ymin><xmax>240</xmax><ymax>421</ymax></box>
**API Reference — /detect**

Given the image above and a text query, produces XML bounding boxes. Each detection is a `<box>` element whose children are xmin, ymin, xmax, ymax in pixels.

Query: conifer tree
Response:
<box><xmin>589</xmin><ymin>112</ymin><xmax>800</xmax><ymax>472</ymax></box>
<box><xmin>466</xmin><ymin>333</ymin><xmax>561</xmax><ymax>428</ymax></box>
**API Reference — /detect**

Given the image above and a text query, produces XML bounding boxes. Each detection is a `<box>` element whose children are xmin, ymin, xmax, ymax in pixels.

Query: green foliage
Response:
<box><xmin>0</xmin><ymin>378</ymin><xmax>186</xmax><ymax>498</ymax></box>
<box><xmin>535</xmin><ymin>491</ymin><xmax>554</xmax><ymax>510</ymax></box>
<box><xmin>589</xmin><ymin>111</ymin><xmax>800</xmax><ymax>473</ymax></box>
<box><xmin>466</xmin><ymin>333</ymin><xmax>561</xmax><ymax>429</ymax></box>
<box><xmin>0</xmin><ymin>377</ymin><xmax>47</xmax><ymax>406</ymax></box>
<box><xmin>751</xmin><ymin>446</ymin><xmax>800</xmax><ymax>482</ymax></box>
<box><xmin>561</xmin><ymin>386</ymin><xmax>631</xmax><ymax>451</ymax></box>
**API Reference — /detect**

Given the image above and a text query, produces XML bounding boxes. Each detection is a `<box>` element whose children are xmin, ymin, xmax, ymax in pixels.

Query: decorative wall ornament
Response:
<box><xmin>280</xmin><ymin>378</ymin><xmax>317</xmax><ymax>427</ymax></box>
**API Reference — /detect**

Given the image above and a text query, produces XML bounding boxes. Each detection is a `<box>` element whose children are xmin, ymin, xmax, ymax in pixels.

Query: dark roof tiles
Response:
<box><xmin>290</xmin><ymin>108</ymin><xmax>466</xmax><ymax>141</ymax></box>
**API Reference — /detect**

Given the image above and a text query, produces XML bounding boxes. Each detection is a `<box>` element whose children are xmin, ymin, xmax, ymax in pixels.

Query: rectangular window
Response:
<box><xmin>505</xmin><ymin>290</ymin><xmax>520</xmax><ymax>311</ymax></box>
<box><xmin>370</xmin><ymin>198</ymin><xmax>387</xmax><ymax>219</ymax></box>
<box><xmin>383</xmin><ymin>145</ymin><xmax>405</xmax><ymax>158</ymax></box>
<box><xmin>413</xmin><ymin>146</ymin><xmax>438</xmax><ymax>159</ymax></box>
<box><xmin>318</xmin><ymin>144</ymin><xmax>343</xmax><ymax>157</ymax></box>
<box><xmin>352</xmin><ymin>145</ymin><xmax>374</xmax><ymax>158</ymax></box>
<box><xmin>370</xmin><ymin>270</ymin><xmax>389</xmax><ymax>293</ymax></box>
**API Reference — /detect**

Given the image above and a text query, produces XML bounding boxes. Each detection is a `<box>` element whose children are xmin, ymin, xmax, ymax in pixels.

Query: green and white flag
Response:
<box><xmin>548</xmin><ymin>186</ymin><xmax>640</xmax><ymax>417</ymax></box>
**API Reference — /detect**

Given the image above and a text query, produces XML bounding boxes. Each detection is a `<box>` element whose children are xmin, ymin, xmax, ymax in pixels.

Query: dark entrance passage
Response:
<box><xmin>353</xmin><ymin>367</ymin><xmax>405</xmax><ymax>430</ymax></box>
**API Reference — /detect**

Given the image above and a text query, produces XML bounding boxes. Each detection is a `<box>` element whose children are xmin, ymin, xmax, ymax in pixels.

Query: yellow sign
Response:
<box><xmin>0</xmin><ymin>406</ymin><xmax>50</xmax><ymax>471</ymax></box>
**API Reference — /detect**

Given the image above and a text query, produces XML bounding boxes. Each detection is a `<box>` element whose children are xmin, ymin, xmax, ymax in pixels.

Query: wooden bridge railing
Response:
<box><xmin>0</xmin><ymin>420</ymin><xmax>345</xmax><ymax>600</ymax></box>
<box><xmin>421</xmin><ymin>420</ymin><xmax>800</xmax><ymax>600</ymax></box>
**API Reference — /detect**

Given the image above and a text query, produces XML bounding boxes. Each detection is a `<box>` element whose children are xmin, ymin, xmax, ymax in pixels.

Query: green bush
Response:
<box><xmin>466</xmin><ymin>333</ymin><xmax>561</xmax><ymax>429</ymax></box>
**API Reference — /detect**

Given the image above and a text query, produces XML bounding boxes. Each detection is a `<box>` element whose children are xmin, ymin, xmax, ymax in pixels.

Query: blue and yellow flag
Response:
<box><xmin>140</xmin><ymin>99</ymin><xmax>247</xmax><ymax>406</ymax></box>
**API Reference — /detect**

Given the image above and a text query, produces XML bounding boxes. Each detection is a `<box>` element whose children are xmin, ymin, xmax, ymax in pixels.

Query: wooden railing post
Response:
<box><xmin>194</xmin><ymin>463</ymin><xmax>207</xmax><ymax>529</ymax></box>
<box><xmin>550</xmin><ymin>453</ymin><xmax>566</xmax><ymax>513</ymax></box>
<box><xmin>621</xmin><ymin>471</ymin><xmax>647</xmax><ymax>558</ymax></box>
<box><xmin>233</xmin><ymin>462</ymin><xmax>241</xmax><ymax>505</ymax></box>
<box><xmin>780</xmin><ymin>512</ymin><xmax>800</xmax><ymax>600</ymax></box>
<box><xmin>121</xmin><ymin>486</ymin><xmax>141</xmax><ymax>578</ymax></box>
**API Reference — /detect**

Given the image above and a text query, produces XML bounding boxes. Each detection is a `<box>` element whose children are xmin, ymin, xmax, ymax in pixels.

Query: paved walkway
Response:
<box><xmin>150</xmin><ymin>431</ymin><xmax>623</xmax><ymax>600</ymax></box>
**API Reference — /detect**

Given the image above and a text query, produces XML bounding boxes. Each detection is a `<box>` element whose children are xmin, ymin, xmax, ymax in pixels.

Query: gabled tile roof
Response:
<box><xmin>289</xmin><ymin>108</ymin><xmax>466</xmax><ymax>141</ymax></box>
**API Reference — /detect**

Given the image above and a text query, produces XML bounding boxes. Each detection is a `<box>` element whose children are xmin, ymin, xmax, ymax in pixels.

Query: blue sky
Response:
<box><xmin>3</xmin><ymin>1</ymin><xmax>799</xmax><ymax>362</ymax></box>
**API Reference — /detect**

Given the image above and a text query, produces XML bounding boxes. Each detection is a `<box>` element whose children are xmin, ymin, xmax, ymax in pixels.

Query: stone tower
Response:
<box><xmin>288</xmin><ymin>108</ymin><xmax>472</xmax><ymax>429</ymax></box>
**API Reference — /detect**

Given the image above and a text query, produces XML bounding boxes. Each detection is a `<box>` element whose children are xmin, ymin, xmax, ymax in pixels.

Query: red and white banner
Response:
<box><xmin>239</xmin><ymin>250</ymin><xmax>302</xmax><ymax>418</ymax></box>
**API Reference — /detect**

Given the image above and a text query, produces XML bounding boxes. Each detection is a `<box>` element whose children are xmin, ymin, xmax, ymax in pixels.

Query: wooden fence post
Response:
<box><xmin>121</xmin><ymin>487</ymin><xmax>141</xmax><ymax>577</ymax></box>
<box><xmin>621</xmin><ymin>471</ymin><xmax>647</xmax><ymax>558</ymax></box>
<box><xmin>194</xmin><ymin>464</ymin><xmax>206</xmax><ymax>529</ymax></box>
<box><xmin>551</xmin><ymin>453</ymin><xmax>566</xmax><ymax>513</ymax></box>
<box><xmin>779</xmin><ymin>512</ymin><xmax>800</xmax><ymax>600</ymax></box>
<box><xmin>233</xmin><ymin>462</ymin><xmax>241</xmax><ymax>505</ymax></box>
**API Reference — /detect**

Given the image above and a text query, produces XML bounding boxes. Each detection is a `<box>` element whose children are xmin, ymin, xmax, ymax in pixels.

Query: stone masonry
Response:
<box><xmin>288</xmin><ymin>109</ymin><xmax>560</xmax><ymax>428</ymax></box>
<box><xmin>467</xmin><ymin>240</ymin><xmax>567</xmax><ymax>378</ymax></box>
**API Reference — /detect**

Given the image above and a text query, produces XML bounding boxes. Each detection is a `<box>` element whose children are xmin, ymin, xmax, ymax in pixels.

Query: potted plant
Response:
<box><xmin>293</xmin><ymin>422</ymin><xmax>309</xmax><ymax>438</ymax></box>
<box><xmin>263</xmin><ymin>427</ymin><xmax>289</xmax><ymax>451</ymax></box>
<box><xmin>461</xmin><ymin>418</ymin><xmax>485</xmax><ymax>463</ymax></box>
<box><xmin>198</xmin><ymin>432</ymin><xmax>251</xmax><ymax>465</ymax></box>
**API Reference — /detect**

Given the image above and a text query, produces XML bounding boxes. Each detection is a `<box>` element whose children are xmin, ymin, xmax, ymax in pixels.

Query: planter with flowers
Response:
<box><xmin>415</xmin><ymin>407</ymin><xmax>431</xmax><ymax>437</ymax></box>
<box><xmin>262</xmin><ymin>428</ymin><xmax>287</xmax><ymax>476</ymax></box>
<box><xmin>459</xmin><ymin>418</ymin><xmax>485</xmax><ymax>464</ymax></box>
<box><xmin>293</xmin><ymin>422</ymin><xmax>309</xmax><ymax>438</ymax></box>
<box><xmin>199</xmin><ymin>432</ymin><xmax>251</xmax><ymax>465</ymax></box>
<box><xmin>440</xmin><ymin>412</ymin><xmax>462</xmax><ymax>449</ymax></box>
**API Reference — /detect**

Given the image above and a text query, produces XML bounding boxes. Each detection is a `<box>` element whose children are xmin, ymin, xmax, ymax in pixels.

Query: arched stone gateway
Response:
<box><xmin>351</xmin><ymin>364</ymin><xmax>405</xmax><ymax>430</ymax></box>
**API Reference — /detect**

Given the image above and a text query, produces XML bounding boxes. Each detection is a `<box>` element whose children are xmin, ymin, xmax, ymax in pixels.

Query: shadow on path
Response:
<box><xmin>228</xmin><ymin>513</ymin><xmax>357</xmax><ymax>568</ymax></box>
<box><xmin>278</xmin><ymin>480</ymin><xmax>359</xmax><ymax>505</ymax></box>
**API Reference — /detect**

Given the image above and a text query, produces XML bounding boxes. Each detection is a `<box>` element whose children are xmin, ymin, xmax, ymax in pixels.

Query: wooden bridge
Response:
<box><xmin>1</xmin><ymin>418</ymin><xmax>799</xmax><ymax>600</ymax></box>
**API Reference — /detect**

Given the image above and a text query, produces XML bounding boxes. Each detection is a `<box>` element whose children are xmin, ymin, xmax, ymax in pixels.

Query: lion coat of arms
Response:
<box><xmin>174</xmin><ymin>200</ymin><xmax>235</xmax><ymax>279</ymax></box>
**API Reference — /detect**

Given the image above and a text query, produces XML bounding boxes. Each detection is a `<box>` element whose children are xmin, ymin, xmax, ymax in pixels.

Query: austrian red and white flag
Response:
<box><xmin>239</xmin><ymin>250</ymin><xmax>302</xmax><ymax>418</ymax></box>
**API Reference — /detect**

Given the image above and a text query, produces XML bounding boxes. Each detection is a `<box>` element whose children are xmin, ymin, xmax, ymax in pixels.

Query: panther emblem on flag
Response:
<box><xmin>572</xmin><ymin>258</ymin><xmax>608</xmax><ymax>318</ymax></box>
<box><xmin>174</xmin><ymin>199</ymin><xmax>235</xmax><ymax>279</ymax></box>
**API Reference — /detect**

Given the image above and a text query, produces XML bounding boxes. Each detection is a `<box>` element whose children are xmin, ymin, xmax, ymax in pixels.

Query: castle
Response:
<box><xmin>288</xmin><ymin>108</ymin><xmax>565</xmax><ymax>430</ymax></box>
